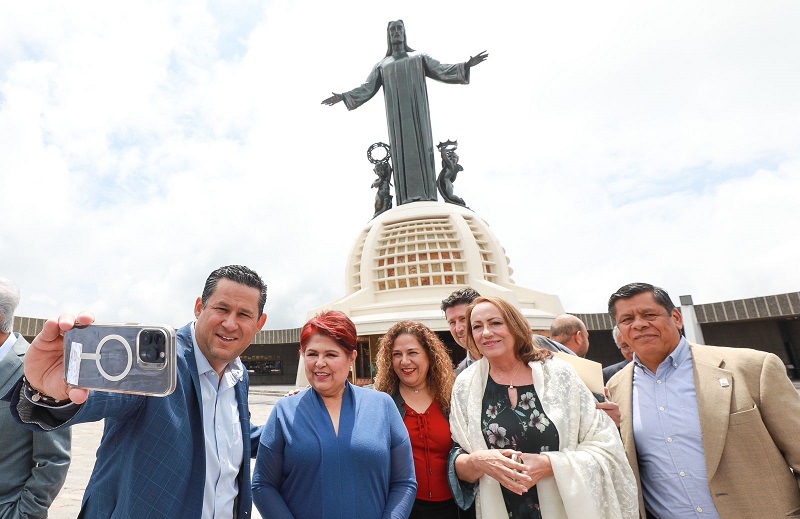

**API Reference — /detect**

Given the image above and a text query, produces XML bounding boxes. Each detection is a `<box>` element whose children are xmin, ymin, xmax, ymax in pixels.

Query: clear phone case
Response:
<box><xmin>64</xmin><ymin>323</ymin><xmax>177</xmax><ymax>397</ymax></box>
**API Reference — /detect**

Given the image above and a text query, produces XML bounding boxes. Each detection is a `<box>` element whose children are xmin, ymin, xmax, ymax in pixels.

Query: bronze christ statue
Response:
<box><xmin>323</xmin><ymin>20</ymin><xmax>487</xmax><ymax>206</ymax></box>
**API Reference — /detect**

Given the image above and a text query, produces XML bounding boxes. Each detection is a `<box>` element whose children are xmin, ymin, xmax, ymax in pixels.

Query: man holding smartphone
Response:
<box><xmin>3</xmin><ymin>265</ymin><xmax>268</xmax><ymax>519</ymax></box>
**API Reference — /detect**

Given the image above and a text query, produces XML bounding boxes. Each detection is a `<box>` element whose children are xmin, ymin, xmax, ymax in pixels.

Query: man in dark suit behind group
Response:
<box><xmin>603</xmin><ymin>325</ymin><xmax>633</xmax><ymax>384</ymax></box>
<box><xmin>5</xmin><ymin>265</ymin><xmax>268</xmax><ymax>519</ymax></box>
<box><xmin>0</xmin><ymin>277</ymin><xmax>70</xmax><ymax>519</ymax></box>
<box><xmin>606</xmin><ymin>282</ymin><xmax>800</xmax><ymax>519</ymax></box>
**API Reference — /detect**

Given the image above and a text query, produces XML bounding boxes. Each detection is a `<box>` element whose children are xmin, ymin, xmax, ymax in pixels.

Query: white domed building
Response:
<box><xmin>298</xmin><ymin>201</ymin><xmax>564</xmax><ymax>385</ymax></box>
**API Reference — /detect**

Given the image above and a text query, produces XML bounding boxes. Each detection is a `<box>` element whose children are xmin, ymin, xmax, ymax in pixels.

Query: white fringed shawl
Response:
<box><xmin>449</xmin><ymin>357</ymin><xmax>638</xmax><ymax>518</ymax></box>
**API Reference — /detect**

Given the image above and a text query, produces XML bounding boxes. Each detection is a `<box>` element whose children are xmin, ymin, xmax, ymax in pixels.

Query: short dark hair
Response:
<box><xmin>300</xmin><ymin>310</ymin><xmax>358</xmax><ymax>353</ymax></box>
<box><xmin>607</xmin><ymin>282</ymin><xmax>675</xmax><ymax>320</ymax></box>
<box><xmin>201</xmin><ymin>265</ymin><xmax>267</xmax><ymax>316</ymax></box>
<box><xmin>441</xmin><ymin>287</ymin><xmax>481</xmax><ymax>313</ymax></box>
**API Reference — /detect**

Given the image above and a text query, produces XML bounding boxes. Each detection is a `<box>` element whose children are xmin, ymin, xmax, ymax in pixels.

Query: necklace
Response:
<box><xmin>404</xmin><ymin>384</ymin><xmax>426</xmax><ymax>395</ymax></box>
<box><xmin>496</xmin><ymin>363</ymin><xmax>522</xmax><ymax>389</ymax></box>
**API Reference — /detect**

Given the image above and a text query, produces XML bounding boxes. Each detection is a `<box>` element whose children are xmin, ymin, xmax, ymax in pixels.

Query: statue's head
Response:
<box><xmin>385</xmin><ymin>20</ymin><xmax>415</xmax><ymax>57</ymax></box>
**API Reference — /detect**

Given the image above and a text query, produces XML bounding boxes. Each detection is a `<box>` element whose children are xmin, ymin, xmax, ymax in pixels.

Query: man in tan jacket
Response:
<box><xmin>606</xmin><ymin>282</ymin><xmax>800</xmax><ymax>519</ymax></box>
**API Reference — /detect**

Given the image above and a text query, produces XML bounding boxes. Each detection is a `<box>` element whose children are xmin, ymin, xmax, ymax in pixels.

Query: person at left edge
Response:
<box><xmin>4</xmin><ymin>265</ymin><xmax>268</xmax><ymax>519</ymax></box>
<box><xmin>253</xmin><ymin>310</ymin><xmax>417</xmax><ymax>519</ymax></box>
<box><xmin>0</xmin><ymin>277</ymin><xmax>70</xmax><ymax>519</ymax></box>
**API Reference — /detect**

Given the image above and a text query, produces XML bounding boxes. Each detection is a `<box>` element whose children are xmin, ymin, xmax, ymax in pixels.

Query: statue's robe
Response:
<box><xmin>342</xmin><ymin>52</ymin><xmax>469</xmax><ymax>205</ymax></box>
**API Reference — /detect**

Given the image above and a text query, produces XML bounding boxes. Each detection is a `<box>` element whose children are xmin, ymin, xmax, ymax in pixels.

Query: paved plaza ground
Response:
<box><xmin>46</xmin><ymin>386</ymin><xmax>296</xmax><ymax>519</ymax></box>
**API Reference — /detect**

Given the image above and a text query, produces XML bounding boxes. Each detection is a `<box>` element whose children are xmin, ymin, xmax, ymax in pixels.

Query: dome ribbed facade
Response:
<box><xmin>311</xmin><ymin>201</ymin><xmax>563</xmax><ymax>335</ymax></box>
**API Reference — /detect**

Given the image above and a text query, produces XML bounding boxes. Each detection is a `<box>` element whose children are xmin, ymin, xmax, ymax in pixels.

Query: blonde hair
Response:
<box><xmin>466</xmin><ymin>296</ymin><xmax>552</xmax><ymax>364</ymax></box>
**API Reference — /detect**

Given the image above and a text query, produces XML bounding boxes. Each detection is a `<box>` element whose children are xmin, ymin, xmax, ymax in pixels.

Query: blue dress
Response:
<box><xmin>253</xmin><ymin>382</ymin><xmax>417</xmax><ymax>519</ymax></box>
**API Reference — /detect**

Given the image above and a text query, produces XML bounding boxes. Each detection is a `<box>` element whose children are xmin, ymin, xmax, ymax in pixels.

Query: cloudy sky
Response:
<box><xmin>2</xmin><ymin>1</ymin><xmax>799</xmax><ymax>330</ymax></box>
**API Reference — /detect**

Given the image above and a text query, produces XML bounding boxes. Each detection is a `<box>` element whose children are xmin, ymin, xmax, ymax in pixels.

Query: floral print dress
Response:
<box><xmin>481</xmin><ymin>376</ymin><xmax>559</xmax><ymax>519</ymax></box>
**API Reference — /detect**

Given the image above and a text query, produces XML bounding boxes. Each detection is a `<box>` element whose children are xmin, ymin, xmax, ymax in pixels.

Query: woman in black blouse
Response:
<box><xmin>448</xmin><ymin>296</ymin><xmax>637</xmax><ymax>519</ymax></box>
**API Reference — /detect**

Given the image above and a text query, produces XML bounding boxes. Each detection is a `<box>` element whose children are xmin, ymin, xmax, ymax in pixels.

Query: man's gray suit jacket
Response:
<box><xmin>0</xmin><ymin>334</ymin><xmax>71</xmax><ymax>519</ymax></box>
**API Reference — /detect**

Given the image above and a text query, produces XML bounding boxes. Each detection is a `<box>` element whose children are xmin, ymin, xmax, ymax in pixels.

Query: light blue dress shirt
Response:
<box><xmin>632</xmin><ymin>337</ymin><xmax>720</xmax><ymax>519</ymax></box>
<box><xmin>191</xmin><ymin>323</ymin><xmax>244</xmax><ymax>519</ymax></box>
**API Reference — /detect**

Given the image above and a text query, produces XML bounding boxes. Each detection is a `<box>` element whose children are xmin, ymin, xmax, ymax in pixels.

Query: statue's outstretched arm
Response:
<box><xmin>321</xmin><ymin>92</ymin><xmax>344</xmax><ymax>106</ymax></box>
<box><xmin>466</xmin><ymin>51</ymin><xmax>488</xmax><ymax>68</ymax></box>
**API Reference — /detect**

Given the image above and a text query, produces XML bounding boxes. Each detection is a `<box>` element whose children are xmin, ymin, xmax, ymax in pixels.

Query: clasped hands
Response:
<box><xmin>467</xmin><ymin>448</ymin><xmax>553</xmax><ymax>495</ymax></box>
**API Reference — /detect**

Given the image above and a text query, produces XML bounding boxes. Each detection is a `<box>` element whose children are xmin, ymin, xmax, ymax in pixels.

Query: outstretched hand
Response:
<box><xmin>24</xmin><ymin>311</ymin><xmax>95</xmax><ymax>404</ymax></box>
<box><xmin>467</xmin><ymin>50</ymin><xmax>488</xmax><ymax>68</ymax></box>
<box><xmin>321</xmin><ymin>92</ymin><xmax>343</xmax><ymax>106</ymax></box>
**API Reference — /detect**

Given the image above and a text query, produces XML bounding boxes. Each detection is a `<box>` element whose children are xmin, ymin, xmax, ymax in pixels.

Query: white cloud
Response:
<box><xmin>2</xmin><ymin>0</ymin><xmax>799</xmax><ymax>329</ymax></box>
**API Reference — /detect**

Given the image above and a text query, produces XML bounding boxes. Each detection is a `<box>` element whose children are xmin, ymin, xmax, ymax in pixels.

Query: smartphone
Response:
<box><xmin>64</xmin><ymin>323</ymin><xmax>177</xmax><ymax>397</ymax></box>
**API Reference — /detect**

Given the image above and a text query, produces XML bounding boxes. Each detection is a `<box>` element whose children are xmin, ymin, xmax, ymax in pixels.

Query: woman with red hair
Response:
<box><xmin>253</xmin><ymin>311</ymin><xmax>417</xmax><ymax>518</ymax></box>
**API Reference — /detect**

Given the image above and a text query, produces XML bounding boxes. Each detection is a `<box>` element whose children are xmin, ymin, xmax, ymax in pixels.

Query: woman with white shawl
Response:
<box><xmin>448</xmin><ymin>296</ymin><xmax>638</xmax><ymax>518</ymax></box>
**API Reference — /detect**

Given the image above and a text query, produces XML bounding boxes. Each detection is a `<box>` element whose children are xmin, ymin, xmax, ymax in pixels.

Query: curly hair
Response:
<box><xmin>466</xmin><ymin>296</ymin><xmax>552</xmax><ymax>365</ymax></box>
<box><xmin>374</xmin><ymin>321</ymin><xmax>456</xmax><ymax>414</ymax></box>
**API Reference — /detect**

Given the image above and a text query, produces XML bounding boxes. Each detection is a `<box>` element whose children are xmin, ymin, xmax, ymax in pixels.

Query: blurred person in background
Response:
<box><xmin>549</xmin><ymin>315</ymin><xmax>590</xmax><ymax>358</ymax></box>
<box><xmin>603</xmin><ymin>326</ymin><xmax>633</xmax><ymax>384</ymax></box>
<box><xmin>0</xmin><ymin>277</ymin><xmax>70</xmax><ymax>519</ymax></box>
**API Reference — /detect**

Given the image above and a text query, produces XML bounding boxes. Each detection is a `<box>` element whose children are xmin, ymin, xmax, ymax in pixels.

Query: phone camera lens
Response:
<box><xmin>138</xmin><ymin>329</ymin><xmax>167</xmax><ymax>364</ymax></box>
<box><xmin>140</xmin><ymin>347</ymin><xmax>159</xmax><ymax>363</ymax></box>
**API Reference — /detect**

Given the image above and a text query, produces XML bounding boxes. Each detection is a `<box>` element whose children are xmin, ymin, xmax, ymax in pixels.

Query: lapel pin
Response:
<box><xmin>719</xmin><ymin>378</ymin><xmax>730</xmax><ymax>387</ymax></box>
